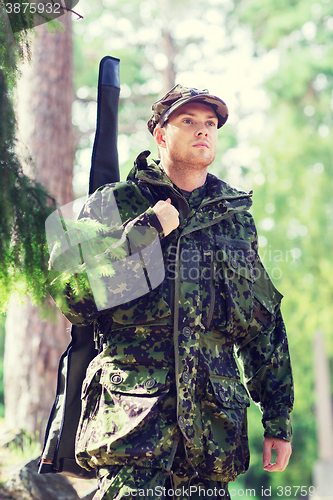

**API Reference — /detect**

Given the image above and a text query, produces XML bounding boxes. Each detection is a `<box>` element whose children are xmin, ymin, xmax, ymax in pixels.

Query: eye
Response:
<box><xmin>207</xmin><ymin>121</ymin><xmax>217</xmax><ymax>127</ymax></box>
<box><xmin>183</xmin><ymin>118</ymin><xmax>192</xmax><ymax>124</ymax></box>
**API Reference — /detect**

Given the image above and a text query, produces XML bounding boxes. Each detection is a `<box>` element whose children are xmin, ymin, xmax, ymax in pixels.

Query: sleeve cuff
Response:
<box><xmin>144</xmin><ymin>207</ymin><xmax>165</xmax><ymax>239</ymax></box>
<box><xmin>263</xmin><ymin>415</ymin><xmax>293</xmax><ymax>442</ymax></box>
<box><xmin>124</xmin><ymin>207</ymin><xmax>164</xmax><ymax>249</ymax></box>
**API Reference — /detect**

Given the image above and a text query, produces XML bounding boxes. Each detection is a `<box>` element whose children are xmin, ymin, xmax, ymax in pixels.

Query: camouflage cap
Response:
<box><xmin>147</xmin><ymin>84</ymin><xmax>229</xmax><ymax>135</ymax></box>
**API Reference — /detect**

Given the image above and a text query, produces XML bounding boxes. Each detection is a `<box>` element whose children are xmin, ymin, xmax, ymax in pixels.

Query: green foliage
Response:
<box><xmin>0</xmin><ymin>315</ymin><xmax>5</xmax><ymax>418</ymax></box>
<box><xmin>69</xmin><ymin>1</ymin><xmax>333</xmax><ymax>491</ymax></box>
<box><xmin>234</xmin><ymin>0</ymin><xmax>330</xmax><ymax>50</ymax></box>
<box><xmin>0</xmin><ymin>2</ymin><xmax>34</xmax><ymax>87</ymax></box>
<box><xmin>225</xmin><ymin>0</ymin><xmax>333</xmax><ymax>492</ymax></box>
<box><xmin>5</xmin><ymin>0</ymin><xmax>34</xmax><ymax>34</ymax></box>
<box><xmin>3</xmin><ymin>0</ymin><xmax>67</xmax><ymax>38</ymax></box>
<box><xmin>0</xmin><ymin>6</ymin><xmax>67</xmax><ymax>311</ymax></box>
<box><xmin>1</xmin><ymin>0</ymin><xmax>331</xmax><ymax>490</ymax></box>
<box><xmin>0</xmin><ymin>69</ymin><xmax>56</xmax><ymax>312</ymax></box>
<box><xmin>47</xmin><ymin>217</ymin><xmax>127</xmax><ymax>314</ymax></box>
<box><xmin>71</xmin><ymin>0</ymin><xmax>239</xmax><ymax>196</ymax></box>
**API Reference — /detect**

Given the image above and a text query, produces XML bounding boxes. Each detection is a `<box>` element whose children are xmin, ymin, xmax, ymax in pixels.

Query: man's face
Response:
<box><xmin>155</xmin><ymin>101</ymin><xmax>218</xmax><ymax>171</ymax></box>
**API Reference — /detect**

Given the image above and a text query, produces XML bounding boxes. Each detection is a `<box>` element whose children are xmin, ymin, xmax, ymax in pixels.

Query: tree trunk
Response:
<box><xmin>161</xmin><ymin>30</ymin><xmax>177</xmax><ymax>93</ymax></box>
<box><xmin>4</xmin><ymin>13</ymin><xmax>75</xmax><ymax>440</ymax></box>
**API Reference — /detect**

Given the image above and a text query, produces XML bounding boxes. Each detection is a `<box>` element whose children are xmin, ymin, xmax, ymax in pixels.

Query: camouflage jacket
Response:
<box><xmin>50</xmin><ymin>151</ymin><xmax>293</xmax><ymax>482</ymax></box>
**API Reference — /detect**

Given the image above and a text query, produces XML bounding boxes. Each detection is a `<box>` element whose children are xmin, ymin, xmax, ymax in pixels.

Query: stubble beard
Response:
<box><xmin>170</xmin><ymin>148</ymin><xmax>214</xmax><ymax>173</ymax></box>
<box><xmin>162</xmin><ymin>150</ymin><xmax>213</xmax><ymax>189</ymax></box>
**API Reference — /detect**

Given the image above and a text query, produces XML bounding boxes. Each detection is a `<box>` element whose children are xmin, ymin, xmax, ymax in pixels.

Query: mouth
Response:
<box><xmin>193</xmin><ymin>142</ymin><xmax>209</xmax><ymax>149</ymax></box>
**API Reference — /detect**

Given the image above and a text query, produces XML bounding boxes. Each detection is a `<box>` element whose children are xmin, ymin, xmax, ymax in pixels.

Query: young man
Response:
<box><xmin>51</xmin><ymin>85</ymin><xmax>293</xmax><ymax>499</ymax></box>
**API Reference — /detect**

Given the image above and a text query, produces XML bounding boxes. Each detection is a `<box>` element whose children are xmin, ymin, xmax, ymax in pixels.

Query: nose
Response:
<box><xmin>195</xmin><ymin>122</ymin><xmax>209</xmax><ymax>136</ymax></box>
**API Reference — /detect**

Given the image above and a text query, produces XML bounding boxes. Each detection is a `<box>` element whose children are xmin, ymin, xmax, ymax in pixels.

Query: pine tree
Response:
<box><xmin>1</xmin><ymin>4</ymin><xmax>76</xmax><ymax>437</ymax></box>
<box><xmin>0</xmin><ymin>4</ymin><xmax>55</xmax><ymax>311</ymax></box>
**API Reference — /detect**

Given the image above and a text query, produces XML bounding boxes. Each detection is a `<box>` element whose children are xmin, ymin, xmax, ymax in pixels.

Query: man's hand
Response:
<box><xmin>263</xmin><ymin>436</ymin><xmax>292</xmax><ymax>472</ymax></box>
<box><xmin>153</xmin><ymin>198</ymin><xmax>179</xmax><ymax>237</ymax></box>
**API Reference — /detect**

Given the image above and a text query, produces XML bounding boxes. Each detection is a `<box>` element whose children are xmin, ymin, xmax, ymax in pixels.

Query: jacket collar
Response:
<box><xmin>127</xmin><ymin>150</ymin><xmax>253</xmax><ymax>211</ymax></box>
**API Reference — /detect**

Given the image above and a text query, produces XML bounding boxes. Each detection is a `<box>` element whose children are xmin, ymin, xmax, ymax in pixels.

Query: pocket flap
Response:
<box><xmin>100</xmin><ymin>366</ymin><xmax>170</xmax><ymax>395</ymax></box>
<box><xmin>253</xmin><ymin>260</ymin><xmax>283</xmax><ymax>315</ymax></box>
<box><xmin>209</xmin><ymin>376</ymin><xmax>250</xmax><ymax>409</ymax></box>
<box><xmin>215</xmin><ymin>236</ymin><xmax>254</xmax><ymax>282</ymax></box>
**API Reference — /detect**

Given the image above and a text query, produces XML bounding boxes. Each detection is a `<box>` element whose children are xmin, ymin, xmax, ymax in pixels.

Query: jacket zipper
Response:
<box><xmin>140</xmin><ymin>172</ymin><xmax>252</xmax><ymax>447</ymax></box>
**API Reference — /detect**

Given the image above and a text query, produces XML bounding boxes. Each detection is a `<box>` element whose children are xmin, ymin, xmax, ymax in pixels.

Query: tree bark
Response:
<box><xmin>4</xmin><ymin>13</ymin><xmax>75</xmax><ymax>440</ymax></box>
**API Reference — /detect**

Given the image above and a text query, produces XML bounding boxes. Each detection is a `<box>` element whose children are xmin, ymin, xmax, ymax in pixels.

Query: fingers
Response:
<box><xmin>152</xmin><ymin>199</ymin><xmax>179</xmax><ymax>237</ymax></box>
<box><xmin>263</xmin><ymin>437</ymin><xmax>272</xmax><ymax>469</ymax></box>
<box><xmin>263</xmin><ymin>437</ymin><xmax>292</xmax><ymax>472</ymax></box>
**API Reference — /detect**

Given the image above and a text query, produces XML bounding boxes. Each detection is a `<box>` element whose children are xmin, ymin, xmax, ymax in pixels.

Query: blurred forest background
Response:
<box><xmin>1</xmin><ymin>0</ymin><xmax>333</xmax><ymax>497</ymax></box>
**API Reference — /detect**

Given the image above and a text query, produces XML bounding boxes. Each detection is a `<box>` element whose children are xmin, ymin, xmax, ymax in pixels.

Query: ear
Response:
<box><xmin>154</xmin><ymin>126</ymin><xmax>167</xmax><ymax>149</ymax></box>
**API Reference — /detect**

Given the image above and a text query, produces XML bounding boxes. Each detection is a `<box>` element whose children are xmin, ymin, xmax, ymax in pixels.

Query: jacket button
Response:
<box><xmin>250</xmin><ymin>268</ymin><xmax>256</xmax><ymax>279</ymax></box>
<box><xmin>144</xmin><ymin>378</ymin><xmax>156</xmax><ymax>389</ymax></box>
<box><xmin>219</xmin><ymin>390</ymin><xmax>227</xmax><ymax>401</ymax></box>
<box><xmin>111</xmin><ymin>374</ymin><xmax>123</xmax><ymax>385</ymax></box>
<box><xmin>235</xmin><ymin>393</ymin><xmax>243</xmax><ymax>403</ymax></box>
<box><xmin>178</xmin><ymin>415</ymin><xmax>185</xmax><ymax>427</ymax></box>
<box><xmin>231</xmin><ymin>257</ymin><xmax>238</xmax><ymax>269</ymax></box>
<box><xmin>182</xmin><ymin>326</ymin><xmax>192</xmax><ymax>338</ymax></box>
<box><xmin>182</xmin><ymin>372</ymin><xmax>190</xmax><ymax>383</ymax></box>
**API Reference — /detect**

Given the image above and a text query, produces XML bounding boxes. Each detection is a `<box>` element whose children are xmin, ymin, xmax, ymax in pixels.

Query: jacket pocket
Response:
<box><xmin>213</xmin><ymin>236</ymin><xmax>254</xmax><ymax>333</ymax></box>
<box><xmin>252</xmin><ymin>258</ymin><xmax>283</xmax><ymax>324</ymax></box>
<box><xmin>201</xmin><ymin>376</ymin><xmax>250</xmax><ymax>480</ymax></box>
<box><xmin>241</xmin><ymin>258</ymin><xmax>284</xmax><ymax>344</ymax></box>
<box><xmin>76</xmin><ymin>364</ymin><xmax>170</xmax><ymax>470</ymax></box>
<box><xmin>209</xmin><ymin>375</ymin><xmax>250</xmax><ymax>408</ymax></box>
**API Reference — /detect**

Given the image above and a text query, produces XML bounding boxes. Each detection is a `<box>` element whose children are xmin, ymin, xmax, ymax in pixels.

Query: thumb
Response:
<box><xmin>165</xmin><ymin>198</ymin><xmax>171</xmax><ymax>204</ymax></box>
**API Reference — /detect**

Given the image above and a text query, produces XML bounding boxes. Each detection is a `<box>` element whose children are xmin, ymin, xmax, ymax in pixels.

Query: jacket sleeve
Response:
<box><xmin>48</xmin><ymin>184</ymin><xmax>164</xmax><ymax>326</ymax></box>
<box><xmin>235</xmin><ymin>241</ymin><xmax>294</xmax><ymax>442</ymax></box>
